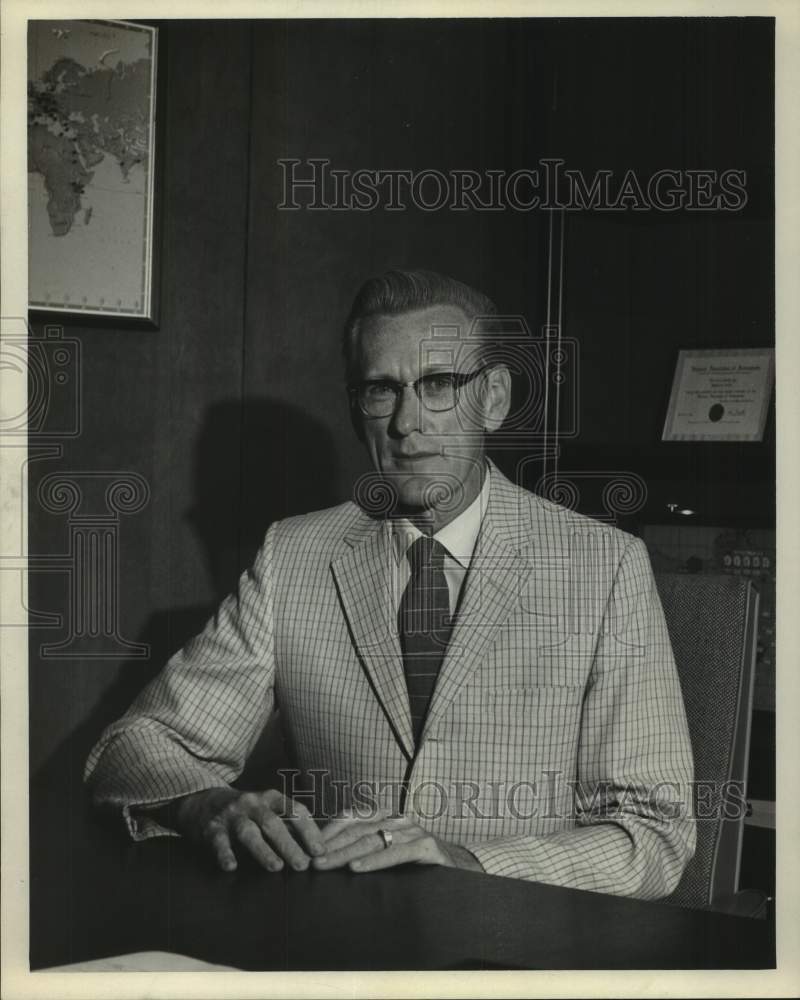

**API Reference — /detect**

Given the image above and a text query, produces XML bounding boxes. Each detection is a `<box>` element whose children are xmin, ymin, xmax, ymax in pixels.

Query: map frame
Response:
<box><xmin>27</xmin><ymin>19</ymin><xmax>160</xmax><ymax>325</ymax></box>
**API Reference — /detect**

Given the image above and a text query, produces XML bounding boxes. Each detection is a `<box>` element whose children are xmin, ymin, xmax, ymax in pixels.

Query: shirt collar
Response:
<box><xmin>390</xmin><ymin>463</ymin><xmax>491</xmax><ymax>570</ymax></box>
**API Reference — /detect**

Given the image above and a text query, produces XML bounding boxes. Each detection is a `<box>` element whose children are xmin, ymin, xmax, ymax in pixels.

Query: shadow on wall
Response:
<box><xmin>31</xmin><ymin>397</ymin><xmax>340</xmax><ymax>802</ymax></box>
<box><xmin>187</xmin><ymin>397</ymin><xmax>341</xmax><ymax>602</ymax></box>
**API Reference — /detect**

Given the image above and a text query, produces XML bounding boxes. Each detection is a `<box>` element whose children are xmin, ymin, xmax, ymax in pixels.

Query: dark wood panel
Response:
<box><xmin>155</xmin><ymin>20</ymin><xmax>253</xmax><ymax>605</ymax></box>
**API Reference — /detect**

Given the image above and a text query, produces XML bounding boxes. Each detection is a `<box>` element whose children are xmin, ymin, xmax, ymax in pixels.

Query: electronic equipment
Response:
<box><xmin>641</xmin><ymin>524</ymin><xmax>775</xmax><ymax>712</ymax></box>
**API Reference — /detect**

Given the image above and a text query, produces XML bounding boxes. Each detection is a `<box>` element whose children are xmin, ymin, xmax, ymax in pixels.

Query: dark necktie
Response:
<box><xmin>397</xmin><ymin>536</ymin><xmax>454</xmax><ymax>748</ymax></box>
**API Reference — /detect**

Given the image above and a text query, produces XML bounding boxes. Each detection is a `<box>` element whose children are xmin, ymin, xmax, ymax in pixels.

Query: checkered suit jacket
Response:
<box><xmin>85</xmin><ymin>462</ymin><xmax>695</xmax><ymax>899</ymax></box>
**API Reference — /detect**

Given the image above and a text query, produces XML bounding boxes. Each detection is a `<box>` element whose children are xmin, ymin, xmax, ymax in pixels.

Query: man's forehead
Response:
<box><xmin>358</xmin><ymin>305</ymin><xmax>475</xmax><ymax>364</ymax></box>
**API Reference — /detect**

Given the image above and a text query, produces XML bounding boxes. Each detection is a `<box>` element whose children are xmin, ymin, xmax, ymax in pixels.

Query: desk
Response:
<box><xmin>30</xmin><ymin>774</ymin><xmax>775</xmax><ymax>972</ymax></box>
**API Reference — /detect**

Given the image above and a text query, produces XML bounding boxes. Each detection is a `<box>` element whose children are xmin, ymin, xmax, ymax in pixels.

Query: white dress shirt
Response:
<box><xmin>388</xmin><ymin>464</ymin><xmax>491</xmax><ymax>617</ymax></box>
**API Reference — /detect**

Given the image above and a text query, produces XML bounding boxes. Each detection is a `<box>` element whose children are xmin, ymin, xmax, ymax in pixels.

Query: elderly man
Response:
<box><xmin>85</xmin><ymin>268</ymin><xmax>695</xmax><ymax>898</ymax></box>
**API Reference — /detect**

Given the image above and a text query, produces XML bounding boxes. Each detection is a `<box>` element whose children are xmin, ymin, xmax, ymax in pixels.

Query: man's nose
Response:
<box><xmin>391</xmin><ymin>385</ymin><xmax>422</xmax><ymax>436</ymax></box>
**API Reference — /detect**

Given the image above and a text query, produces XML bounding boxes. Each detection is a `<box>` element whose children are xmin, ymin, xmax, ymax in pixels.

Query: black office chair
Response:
<box><xmin>654</xmin><ymin>572</ymin><xmax>768</xmax><ymax>916</ymax></box>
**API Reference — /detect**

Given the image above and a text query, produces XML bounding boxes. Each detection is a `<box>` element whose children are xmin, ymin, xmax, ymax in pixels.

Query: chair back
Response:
<box><xmin>654</xmin><ymin>572</ymin><xmax>759</xmax><ymax>909</ymax></box>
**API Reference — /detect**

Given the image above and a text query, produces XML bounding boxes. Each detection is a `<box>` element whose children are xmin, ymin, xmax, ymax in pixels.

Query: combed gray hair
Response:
<box><xmin>342</xmin><ymin>268</ymin><xmax>498</xmax><ymax>382</ymax></box>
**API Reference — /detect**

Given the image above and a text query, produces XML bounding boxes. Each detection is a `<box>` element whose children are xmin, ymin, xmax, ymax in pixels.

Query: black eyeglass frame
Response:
<box><xmin>347</xmin><ymin>365</ymin><xmax>491</xmax><ymax>419</ymax></box>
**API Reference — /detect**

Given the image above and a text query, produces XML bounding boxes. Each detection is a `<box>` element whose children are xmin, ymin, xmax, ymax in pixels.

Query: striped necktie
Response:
<box><xmin>397</xmin><ymin>536</ymin><xmax>454</xmax><ymax>748</ymax></box>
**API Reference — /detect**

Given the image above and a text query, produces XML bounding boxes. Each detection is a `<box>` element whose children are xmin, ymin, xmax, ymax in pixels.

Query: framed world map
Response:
<box><xmin>27</xmin><ymin>19</ymin><xmax>159</xmax><ymax>322</ymax></box>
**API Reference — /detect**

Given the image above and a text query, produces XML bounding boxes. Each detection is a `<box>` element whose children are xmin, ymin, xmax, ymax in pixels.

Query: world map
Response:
<box><xmin>27</xmin><ymin>20</ymin><xmax>157</xmax><ymax>318</ymax></box>
<box><xmin>29</xmin><ymin>55</ymin><xmax>150</xmax><ymax>236</ymax></box>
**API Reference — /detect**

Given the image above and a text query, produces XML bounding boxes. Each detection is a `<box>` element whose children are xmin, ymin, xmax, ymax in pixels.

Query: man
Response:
<box><xmin>85</xmin><ymin>268</ymin><xmax>695</xmax><ymax>898</ymax></box>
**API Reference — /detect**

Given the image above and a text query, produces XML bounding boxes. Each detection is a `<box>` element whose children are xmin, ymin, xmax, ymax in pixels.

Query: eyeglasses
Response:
<box><xmin>349</xmin><ymin>367</ymin><xmax>489</xmax><ymax>419</ymax></box>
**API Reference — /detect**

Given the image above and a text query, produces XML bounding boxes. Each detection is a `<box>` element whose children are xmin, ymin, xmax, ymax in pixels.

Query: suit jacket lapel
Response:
<box><xmin>330</xmin><ymin>516</ymin><xmax>415</xmax><ymax>760</ymax></box>
<box><xmin>420</xmin><ymin>467</ymin><xmax>534</xmax><ymax>745</ymax></box>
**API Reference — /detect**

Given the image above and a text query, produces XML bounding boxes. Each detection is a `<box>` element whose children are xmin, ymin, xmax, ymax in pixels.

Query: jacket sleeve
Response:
<box><xmin>466</xmin><ymin>537</ymin><xmax>696</xmax><ymax>899</ymax></box>
<box><xmin>84</xmin><ymin>524</ymin><xmax>278</xmax><ymax>841</ymax></box>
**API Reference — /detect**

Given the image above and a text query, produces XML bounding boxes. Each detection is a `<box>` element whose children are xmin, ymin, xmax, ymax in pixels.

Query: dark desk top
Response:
<box><xmin>30</xmin><ymin>777</ymin><xmax>775</xmax><ymax>972</ymax></box>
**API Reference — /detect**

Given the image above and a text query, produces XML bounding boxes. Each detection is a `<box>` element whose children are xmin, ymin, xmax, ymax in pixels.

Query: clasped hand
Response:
<box><xmin>172</xmin><ymin>788</ymin><xmax>480</xmax><ymax>874</ymax></box>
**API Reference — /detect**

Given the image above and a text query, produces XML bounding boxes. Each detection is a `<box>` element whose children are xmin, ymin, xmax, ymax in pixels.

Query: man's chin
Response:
<box><xmin>393</xmin><ymin>473</ymin><xmax>463</xmax><ymax>517</ymax></box>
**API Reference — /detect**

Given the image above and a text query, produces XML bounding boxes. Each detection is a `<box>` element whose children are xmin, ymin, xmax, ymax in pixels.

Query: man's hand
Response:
<box><xmin>168</xmin><ymin>788</ymin><xmax>326</xmax><ymax>873</ymax></box>
<box><xmin>312</xmin><ymin>812</ymin><xmax>484</xmax><ymax>873</ymax></box>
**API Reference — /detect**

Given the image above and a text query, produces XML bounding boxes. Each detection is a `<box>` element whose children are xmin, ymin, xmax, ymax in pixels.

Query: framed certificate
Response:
<box><xmin>662</xmin><ymin>348</ymin><xmax>774</xmax><ymax>442</ymax></box>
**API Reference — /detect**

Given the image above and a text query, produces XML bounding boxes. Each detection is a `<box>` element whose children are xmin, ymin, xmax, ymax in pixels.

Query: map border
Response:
<box><xmin>27</xmin><ymin>18</ymin><xmax>159</xmax><ymax>323</ymax></box>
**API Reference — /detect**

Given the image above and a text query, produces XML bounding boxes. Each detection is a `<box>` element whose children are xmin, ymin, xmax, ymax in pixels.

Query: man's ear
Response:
<box><xmin>482</xmin><ymin>365</ymin><xmax>512</xmax><ymax>432</ymax></box>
